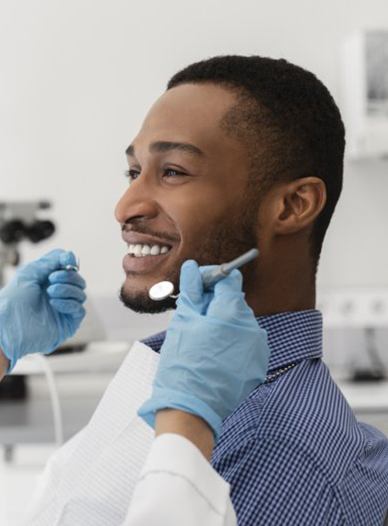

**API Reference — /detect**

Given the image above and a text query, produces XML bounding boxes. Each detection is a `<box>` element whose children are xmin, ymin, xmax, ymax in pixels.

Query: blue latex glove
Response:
<box><xmin>0</xmin><ymin>249</ymin><xmax>87</xmax><ymax>372</ymax></box>
<box><xmin>138</xmin><ymin>260</ymin><xmax>270</xmax><ymax>440</ymax></box>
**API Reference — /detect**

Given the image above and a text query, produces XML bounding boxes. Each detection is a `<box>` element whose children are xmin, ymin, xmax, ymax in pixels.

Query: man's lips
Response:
<box><xmin>121</xmin><ymin>225</ymin><xmax>180</xmax><ymax>274</ymax></box>
<box><xmin>121</xmin><ymin>231</ymin><xmax>175</xmax><ymax>247</ymax></box>
<box><xmin>122</xmin><ymin>249</ymin><xmax>172</xmax><ymax>274</ymax></box>
<box><xmin>121</xmin><ymin>230</ymin><xmax>179</xmax><ymax>274</ymax></box>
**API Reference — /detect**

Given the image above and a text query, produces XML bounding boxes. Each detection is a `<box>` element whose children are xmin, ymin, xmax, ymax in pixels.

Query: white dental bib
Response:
<box><xmin>25</xmin><ymin>341</ymin><xmax>159</xmax><ymax>526</ymax></box>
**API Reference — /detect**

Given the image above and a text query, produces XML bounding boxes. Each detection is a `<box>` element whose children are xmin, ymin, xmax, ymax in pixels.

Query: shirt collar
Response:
<box><xmin>141</xmin><ymin>309</ymin><xmax>323</xmax><ymax>373</ymax></box>
<box><xmin>257</xmin><ymin>309</ymin><xmax>322</xmax><ymax>373</ymax></box>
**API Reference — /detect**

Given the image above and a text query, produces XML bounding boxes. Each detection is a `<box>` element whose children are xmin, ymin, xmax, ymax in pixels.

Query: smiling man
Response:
<box><xmin>117</xmin><ymin>83</ymin><xmax>261</xmax><ymax>315</ymax></box>
<box><xmin>116</xmin><ymin>79</ymin><xmax>319</xmax><ymax>318</ymax></box>
<box><xmin>26</xmin><ymin>55</ymin><xmax>388</xmax><ymax>525</ymax></box>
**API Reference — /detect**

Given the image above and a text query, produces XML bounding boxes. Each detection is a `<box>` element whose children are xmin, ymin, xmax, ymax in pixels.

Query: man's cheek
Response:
<box><xmin>174</xmin><ymin>217</ymin><xmax>209</xmax><ymax>261</ymax></box>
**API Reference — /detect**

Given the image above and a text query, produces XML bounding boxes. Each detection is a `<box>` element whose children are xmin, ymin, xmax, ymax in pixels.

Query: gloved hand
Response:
<box><xmin>0</xmin><ymin>249</ymin><xmax>87</xmax><ymax>372</ymax></box>
<box><xmin>138</xmin><ymin>259</ymin><xmax>270</xmax><ymax>440</ymax></box>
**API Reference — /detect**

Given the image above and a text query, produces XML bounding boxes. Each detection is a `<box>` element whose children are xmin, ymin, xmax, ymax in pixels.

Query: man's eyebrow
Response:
<box><xmin>125</xmin><ymin>141</ymin><xmax>204</xmax><ymax>157</ymax></box>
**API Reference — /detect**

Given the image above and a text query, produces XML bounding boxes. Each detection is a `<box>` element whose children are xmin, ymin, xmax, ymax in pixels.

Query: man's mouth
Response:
<box><xmin>122</xmin><ymin>245</ymin><xmax>173</xmax><ymax>274</ymax></box>
<box><xmin>127</xmin><ymin>242</ymin><xmax>172</xmax><ymax>258</ymax></box>
<box><xmin>121</xmin><ymin>230</ymin><xmax>178</xmax><ymax>274</ymax></box>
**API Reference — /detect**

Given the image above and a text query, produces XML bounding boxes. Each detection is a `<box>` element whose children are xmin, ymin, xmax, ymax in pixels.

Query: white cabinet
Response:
<box><xmin>341</xmin><ymin>30</ymin><xmax>388</xmax><ymax>160</ymax></box>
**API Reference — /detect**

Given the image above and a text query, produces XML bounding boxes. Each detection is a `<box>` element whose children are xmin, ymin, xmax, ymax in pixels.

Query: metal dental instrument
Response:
<box><xmin>64</xmin><ymin>257</ymin><xmax>80</xmax><ymax>272</ymax></box>
<box><xmin>201</xmin><ymin>248</ymin><xmax>259</xmax><ymax>288</ymax></box>
<box><xmin>149</xmin><ymin>248</ymin><xmax>259</xmax><ymax>301</ymax></box>
<box><xmin>65</xmin><ymin>265</ymin><xmax>78</xmax><ymax>272</ymax></box>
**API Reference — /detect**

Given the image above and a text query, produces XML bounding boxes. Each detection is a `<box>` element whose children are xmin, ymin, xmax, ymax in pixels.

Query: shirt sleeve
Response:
<box><xmin>218</xmin><ymin>436</ymin><xmax>344</xmax><ymax>525</ymax></box>
<box><xmin>123</xmin><ymin>433</ymin><xmax>237</xmax><ymax>526</ymax></box>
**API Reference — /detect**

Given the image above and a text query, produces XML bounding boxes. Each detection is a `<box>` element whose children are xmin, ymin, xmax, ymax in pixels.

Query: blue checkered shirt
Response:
<box><xmin>142</xmin><ymin>310</ymin><xmax>388</xmax><ymax>525</ymax></box>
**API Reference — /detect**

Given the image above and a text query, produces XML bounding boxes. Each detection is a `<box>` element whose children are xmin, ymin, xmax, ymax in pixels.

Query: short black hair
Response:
<box><xmin>167</xmin><ymin>55</ymin><xmax>345</xmax><ymax>265</ymax></box>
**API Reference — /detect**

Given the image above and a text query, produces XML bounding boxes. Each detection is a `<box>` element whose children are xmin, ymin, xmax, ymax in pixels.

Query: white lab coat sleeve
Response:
<box><xmin>123</xmin><ymin>433</ymin><xmax>237</xmax><ymax>526</ymax></box>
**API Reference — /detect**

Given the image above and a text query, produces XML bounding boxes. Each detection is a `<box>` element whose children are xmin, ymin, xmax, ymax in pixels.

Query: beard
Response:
<box><xmin>119</xmin><ymin>200</ymin><xmax>258</xmax><ymax>314</ymax></box>
<box><xmin>119</xmin><ymin>268</ymin><xmax>178</xmax><ymax>314</ymax></box>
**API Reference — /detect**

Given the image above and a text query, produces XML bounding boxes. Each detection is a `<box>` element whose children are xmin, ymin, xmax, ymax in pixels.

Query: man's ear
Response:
<box><xmin>271</xmin><ymin>177</ymin><xmax>327</xmax><ymax>235</ymax></box>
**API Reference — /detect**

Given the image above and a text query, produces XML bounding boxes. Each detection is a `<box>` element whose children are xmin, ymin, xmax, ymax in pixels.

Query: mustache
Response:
<box><xmin>121</xmin><ymin>223</ymin><xmax>181</xmax><ymax>244</ymax></box>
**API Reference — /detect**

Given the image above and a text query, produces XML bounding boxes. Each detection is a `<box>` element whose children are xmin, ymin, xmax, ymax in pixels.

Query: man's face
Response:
<box><xmin>115</xmin><ymin>83</ymin><xmax>259</xmax><ymax>313</ymax></box>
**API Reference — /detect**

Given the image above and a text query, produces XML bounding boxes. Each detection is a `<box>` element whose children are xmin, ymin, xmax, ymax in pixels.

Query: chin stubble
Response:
<box><xmin>119</xmin><ymin>285</ymin><xmax>177</xmax><ymax>314</ymax></box>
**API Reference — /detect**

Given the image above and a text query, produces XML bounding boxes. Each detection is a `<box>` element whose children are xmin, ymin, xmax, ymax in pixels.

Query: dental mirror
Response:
<box><xmin>149</xmin><ymin>280</ymin><xmax>177</xmax><ymax>301</ymax></box>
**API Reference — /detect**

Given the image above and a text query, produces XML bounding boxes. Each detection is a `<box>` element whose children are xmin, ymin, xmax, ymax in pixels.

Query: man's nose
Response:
<box><xmin>114</xmin><ymin>180</ymin><xmax>159</xmax><ymax>225</ymax></box>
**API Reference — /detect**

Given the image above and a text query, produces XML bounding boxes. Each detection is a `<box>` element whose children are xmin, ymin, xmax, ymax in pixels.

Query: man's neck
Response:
<box><xmin>244</xmin><ymin>264</ymin><xmax>316</xmax><ymax>316</ymax></box>
<box><xmin>247</xmin><ymin>293</ymin><xmax>315</xmax><ymax>317</ymax></box>
<box><xmin>0</xmin><ymin>349</ymin><xmax>10</xmax><ymax>381</ymax></box>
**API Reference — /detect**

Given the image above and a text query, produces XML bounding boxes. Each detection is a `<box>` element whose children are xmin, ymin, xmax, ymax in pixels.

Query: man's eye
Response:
<box><xmin>124</xmin><ymin>168</ymin><xmax>187</xmax><ymax>183</ymax></box>
<box><xmin>163</xmin><ymin>168</ymin><xmax>186</xmax><ymax>178</ymax></box>
<box><xmin>124</xmin><ymin>169</ymin><xmax>140</xmax><ymax>182</ymax></box>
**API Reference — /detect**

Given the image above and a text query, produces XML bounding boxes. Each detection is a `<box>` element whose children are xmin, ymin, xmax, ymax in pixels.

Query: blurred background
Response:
<box><xmin>0</xmin><ymin>0</ymin><xmax>388</xmax><ymax>523</ymax></box>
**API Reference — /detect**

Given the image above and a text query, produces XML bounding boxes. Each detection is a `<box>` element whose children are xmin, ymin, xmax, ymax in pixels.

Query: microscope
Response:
<box><xmin>0</xmin><ymin>200</ymin><xmax>55</xmax><ymax>286</ymax></box>
<box><xmin>0</xmin><ymin>200</ymin><xmax>56</xmax><ymax>399</ymax></box>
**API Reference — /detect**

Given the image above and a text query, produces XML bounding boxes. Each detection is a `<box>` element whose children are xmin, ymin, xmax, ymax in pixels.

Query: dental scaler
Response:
<box><xmin>148</xmin><ymin>248</ymin><xmax>259</xmax><ymax>301</ymax></box>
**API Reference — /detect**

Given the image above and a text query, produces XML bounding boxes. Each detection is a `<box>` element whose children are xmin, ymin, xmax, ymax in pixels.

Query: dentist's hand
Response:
<box><xmin>0</xmin><ymin>249</ymin><xmax>86</xmax><ymax>372</ymax></box>
<box><xmin>138</xmin><ymin>260</ymin><xmax>270</xmax><ymax>440</ymax></box>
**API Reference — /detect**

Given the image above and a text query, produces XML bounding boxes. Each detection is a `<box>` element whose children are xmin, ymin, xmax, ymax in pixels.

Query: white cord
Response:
<box><xmin>0</xmin><ymin>462</ymin><xmax>8</xmax><ymax>525</ymax></box>
<box><xmin>34</xmin><ymin>354</ymin><xmax>64</xmax><ymax>446</ymax></box>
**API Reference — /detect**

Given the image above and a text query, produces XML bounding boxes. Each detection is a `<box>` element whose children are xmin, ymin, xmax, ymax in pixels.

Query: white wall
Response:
<box><xmin>0</xmin><ymin>0</ymin><xmax>387</xmax><ymax>299</ymax></box>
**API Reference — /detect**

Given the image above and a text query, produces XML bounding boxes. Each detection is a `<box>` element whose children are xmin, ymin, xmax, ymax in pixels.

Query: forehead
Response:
<box><xmin>135</xmin><ymin>83</ymin><xmax>239</xmax><ymax>152</ymax></box>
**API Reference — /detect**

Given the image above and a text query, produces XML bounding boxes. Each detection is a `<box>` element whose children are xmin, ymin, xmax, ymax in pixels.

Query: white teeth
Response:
<box><xmin>150</xmin><ymin>245</ymin><xmax>161</xmax><ymax>256</ymax></box>
<box><xmin>127</xmin><ymin>243</ymin><xmax>170</xmax><ymax>257</ymax></box>
<box><xmin>134</xmin><ymin>245</ymin><xmax>142</xmax><ymax>257</ymax></box>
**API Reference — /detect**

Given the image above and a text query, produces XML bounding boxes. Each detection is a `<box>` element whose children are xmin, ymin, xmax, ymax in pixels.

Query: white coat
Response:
<box><xmin>23</xmin><ymin>341</ymin><xmax>237</xmax><ymax>526</ymax></box>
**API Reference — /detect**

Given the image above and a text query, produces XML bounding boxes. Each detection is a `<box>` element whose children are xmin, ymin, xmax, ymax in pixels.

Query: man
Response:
<box><xmin>117</xmin><ymin>55</ymin><xmax>388</xmax><ymax>524</ymax></box>
<box><xmin>23</xmin><ymin>55</ymin><xmax>388</xmax><ymax>524</ymax></box>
